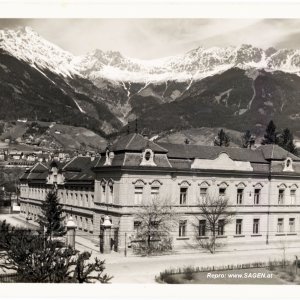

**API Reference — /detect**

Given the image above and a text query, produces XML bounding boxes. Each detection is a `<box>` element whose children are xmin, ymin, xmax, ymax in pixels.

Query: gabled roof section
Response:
<box><xmin>110</xmin><ymin>133</ymin><xmax>168</xmax><ymax>153</ymax></box>
<box><xmin>258</xmin><ymin>145</ymin><xmax>300</xmax><ymax>161</ymax></box>
<box><xmin>62</xmin><ymin>157</ymin><xmax>95</xmax><ymax>172</ymax></box>
<box><xmin>30</xmin><ymin>162</ymin><xmax>49</xmax><ymax>173</ymax></box>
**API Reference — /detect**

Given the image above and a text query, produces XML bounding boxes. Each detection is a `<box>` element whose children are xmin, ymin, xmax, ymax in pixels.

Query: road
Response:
<box><xmin>103</xmin><ymin>247</ymin><xmax>300</xmax><ymax>283</ymax></box>
<box><xmin>0</xmin><ymin>214</ymin><xmax>39</xmax><ymax>230</ymax></box>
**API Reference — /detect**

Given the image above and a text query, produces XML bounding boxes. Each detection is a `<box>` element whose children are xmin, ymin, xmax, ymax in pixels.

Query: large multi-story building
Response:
<box><xmin>19</xmin><ymin>133</ymin><xmax>300</xmax><ymax>253</ymax></box>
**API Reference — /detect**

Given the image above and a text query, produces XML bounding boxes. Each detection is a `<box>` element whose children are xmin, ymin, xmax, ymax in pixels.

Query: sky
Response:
<box><xmin>1</xmin><ymin>19</ymin><xmax>300</xmax><ymax>59</ymax></box>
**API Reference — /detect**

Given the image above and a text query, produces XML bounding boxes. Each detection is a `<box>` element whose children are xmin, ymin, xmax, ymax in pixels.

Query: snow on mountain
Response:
<box><xmin>3</xmin><ymin>27</ymin><xmax>300</xmax><ymax>83</ymax></box>
<box><xmin>0</xmin><ymin>26</ymin><xmax>81</xmax><ymax>78</ymax></box>
<box><xmin>78</xmin><ymin>44</ymin><xmax>300</xmax><ymax>83</ymax></box>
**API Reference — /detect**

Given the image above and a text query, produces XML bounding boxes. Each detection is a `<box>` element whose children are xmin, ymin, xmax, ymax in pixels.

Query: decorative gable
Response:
<box><xmin>283</xmin><ymin>157</ymin><xmax>294</xmax><ymax>172</ymax></box>
<box><xmin>191</xmin><ymin>152</ymin><xmax>253</xmax><ymax>171</ymax></box>
<box><xmin>140</xmin><ymin>148</ymin><xmax>156</xmax><ymax>167</ymax></box>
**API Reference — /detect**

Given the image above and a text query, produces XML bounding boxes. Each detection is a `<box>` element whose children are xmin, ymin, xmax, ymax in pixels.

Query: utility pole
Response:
<box><xmin>135</xmin><ymin>119</ymin><xmax>138</xmax><ymax>134</ymax></box>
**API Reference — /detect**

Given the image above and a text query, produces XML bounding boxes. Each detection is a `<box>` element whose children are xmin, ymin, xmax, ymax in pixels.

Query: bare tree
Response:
<box><xmin>194</xmin><ymin>193</ymin><xmax>234</xmax><ymax>254</ymax></box>
<box><xmin>132</xmin><ymin>197</ymin><xmax>178</xmax><ymax>255</ymax></box>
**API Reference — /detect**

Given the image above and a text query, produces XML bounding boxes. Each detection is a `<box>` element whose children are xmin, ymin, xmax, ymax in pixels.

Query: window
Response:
<box><xmin>133</xmin><ymin>221</ymin><xmax>141</xmax><ymax>236</ymax></box>
<box><xmin>237</xmin><ymin>189</ymin><xmax>244</xmax><ymax>205</ymax></box>
<box><xmin>84</xmin><ymin>218</ymin><xmax>88</xmax><ymax>231</ymax></box>
<box><xmin>217</xmin><ymin>219</ymin><xmax>225</xmax><ymax>236</ymax></box>
<box><xmin>151</xmin><ymin>186</ymin><xmax>160</xmax><ymax>200</ymax></box>
<box><xmin>291</xmin><ymin>190</ymin><xmax>296</xmax><ymax>205</ymax></box>
<box><xmin>278</xmin><ymin>190</ymin><xmax>285</xmax><ymax>205</ymax></box>
<box><xmin>79</xmin><ymin>217</ymin><xmax>82</xmax><ymax>230</ymax></box>
<box><xmin>200</xmin><ymin>188</ymin><xmax>207</xmax><ymax>200</ymax></box>
<box><xmin>134</xmin><ymin>187</ymin><xmax>143</xmax><ymax>205</ymax></box>
<box><xmin>179</xmin><ymin>220</ymin><xmax>187</xmax><ymax>237</ymax></box>
<box><xmin>236</xmin><ymin>219</ymin><xmax>243</xmax><ymax>235</ymax></box>
<box><xmin>101</xmin><ymin>184</ymin><xmax>106</xmax><ymax>201</ymax></box>
<box><xmin>109</xmin><ymin>185</ymin><xmax>113</xmax><ymax>203</ymax></box>
<box><xmin>277</xmin><ymin>218</ymin><xmax>284</xmax><ymax>233</ymax></box>
<box><xmin>90</xmin><ymin>219</ymin><xmax>93</xmax><ymax>233</ymax></box>
<box><xmin>199</xmin><ymin>220</ymin><xmax>206</xmax><ymax>236</ymax></box>
<box><xmin>180</xmin><ymin>187</ymin><xmax>188</xmax><ymax>205</ymax></box>
<box><xmin>254</xmin><ymin>189</ymin><xmax>261</xmax><ymax>205</ymax></box>
<box><xmin>145</xmin><ymin>151</ymin><xmax>151</xmax><ymax>161</ymax></box>
<box><xmin>219</xmin><ymin>188</ymin><xmax>226</xmax><ymax>199</ymax></box>
<box><xmin>253</xmin><ymin>219</ymin><xmax>260</xmax><ymax>234</ymax></box>
<box><xmin>289</xmin><ymin>218</ymin><xmax>295</xmax><ymax>232</ymax></box>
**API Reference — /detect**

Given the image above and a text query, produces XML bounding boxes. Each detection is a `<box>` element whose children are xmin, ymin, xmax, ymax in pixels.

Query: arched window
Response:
<box><xmin>283</xmin><ymin>157</ymin><xmax>294</xmax><ymax>172</ymax></box>
<box><xmin>145</xmin><ymin>151</ymin><xmax>151</xmax><ymax>161</ymax></box>
<box><xmin>289</xmin><ymin>184</ymin><xmax>298</xmax><ymax>205</ymax></box>
<box><xmin>149</xmin><ymin>180</ymin><xmax>162</xmax><ymax>200</ymax></box>
<box><xmin>217</xmin><ymin>182</ymin><xmax>229</xmax><ymax>199</ymax></box>
<box><xmin>100</xmin><ymin>179</ymin><xmax>106</xmax><ymax>202</ymax></box>
<box><xmin>140</xmin><ymin>149</ymin><xmax>156</xmax><ymax>166</ymax></box>
<box><xmin>108</xmin><ymin>179</ymin><xmax>114</xmax><ymax>203</ymax></box>
<box><xmin>253</xmin><ymin>183</ymin><xmax>263</xmax><ymax>205</ymax></box>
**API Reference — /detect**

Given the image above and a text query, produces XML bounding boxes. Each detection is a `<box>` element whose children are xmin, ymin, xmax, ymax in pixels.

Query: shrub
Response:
<box><xmin>161</xmin><ymin>274</ymin><xmax>181</xmax><ymax>284</ymax></box>
<box><xmin>132</xmin><ymin>237</ymin><xmax>173</xmax><ymax>256</ymax></box>
<box><xmin>182</xmin><ymin>266</ymin><xmax>195</xmax><ymax>281</ymax></box>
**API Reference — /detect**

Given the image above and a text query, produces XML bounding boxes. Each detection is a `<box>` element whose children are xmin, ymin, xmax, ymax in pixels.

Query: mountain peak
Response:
<box><xmin>0</xmin><ymin>26</ymin><xmax>80</xmax><ymax>77</ymax></box>
<box><xmin>2</xmin><ymin>27</ymin><xmax>300</xmax><ymax>83</ymax></box>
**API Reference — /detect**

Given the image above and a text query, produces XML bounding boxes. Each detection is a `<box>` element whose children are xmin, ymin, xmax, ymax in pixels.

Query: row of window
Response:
<box><xmin>134</xmin><ymin>185</ymin><xmax>298</xmax><ymax>206</ymax></box>
<box><xmin>65</xmin><ymin>213</ymin><xmax>93</xmax><ymax>233</ymax></box>
<box><xmin>101</xmin><ymin>183</ymin><xmax>114</xmax><ymax>203</ymax></box>
<box><xmin>177</xmin><ymin>218</ymin><xmax>297</xmax><ymax>237</ymax></box>
<box><xmin>61</xmin><ymin>191</ymin><xmax>94</xmax><ymax>208</ymax></box>
<box><xmin>134</xmin><ymin>186</ymin><xmax>160</xmax><ymax>204</ymax></box>
<box><xmin>184</xmin><ymin>187</ymin><xmax>296</xmax><ymax>205</ymax></box>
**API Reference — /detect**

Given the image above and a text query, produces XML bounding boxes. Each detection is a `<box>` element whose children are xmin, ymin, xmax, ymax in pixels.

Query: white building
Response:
<box><xmin>19</xmin><ymin>133</ymin><xmax>300</xmax><ymax>253</ymax></box>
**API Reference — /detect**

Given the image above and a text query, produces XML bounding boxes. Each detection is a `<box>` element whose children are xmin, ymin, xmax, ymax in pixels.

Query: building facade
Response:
<box><xmin>19</xmin><ymin>133</ymin><xmax>300</xmax><ymax>253</ymax></box>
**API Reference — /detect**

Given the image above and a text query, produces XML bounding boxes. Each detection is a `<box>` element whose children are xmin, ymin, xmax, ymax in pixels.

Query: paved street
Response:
<box><xmin>102</xmin><ymin>247</ymin><xmax>300</xmax><ymax>283</ymax></box>
<box><xmin>1</xmin><ymin>214</ymin><xmax>300</xmax><ymax>283</ymax></box>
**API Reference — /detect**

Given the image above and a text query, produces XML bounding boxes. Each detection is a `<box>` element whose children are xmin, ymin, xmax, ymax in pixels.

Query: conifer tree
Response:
<box><xmin>0</xmin><ymin>220</ymin><xmax>112</xmax><ymax>283</ymax></box>
<box><xmin>262</xmin><ymin>120</ymin><xmax>278</xmax><ymax>145</ymax></box>
<box><xmin>214</xmin><ymin>129</ymin><xmax>230</xmax><ymax>147</ymax></box>
<box><xmin>242</xmin><ymin>130</ymin><xmax>255</xmax><ymax>148</ymax></box>
<box><xmin>278</xmin><ymin>128</ymin><xmax>298</xmax><ymax>155</ymax></box>
<box><xmin>38</xmin><ymin>189</ymin><xmax>66</xmax><ymax>240</ymax></box>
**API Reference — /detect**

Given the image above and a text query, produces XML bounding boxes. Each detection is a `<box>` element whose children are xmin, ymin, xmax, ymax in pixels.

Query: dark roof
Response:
<box><xmin>30</xmin><ymin>162</ymin><xmax>48</xmax><ymax>173</ymax></box>
<box><xmin>62</xmin><ymin>157</ymin><xmax>96</xmax><ymax>172</ymax></box>
<box><xmin>157</xmin><ymin>143</ymin><xmax>267</xmax><ymax>163</ymax></box>
<box><xmin>20</xmin><ymin>157</ymin><xmax>97</xmax><ymax>184</ymax></box>
<box><xmin>110</xmin><ymin>133</ymin><xmax>168</xmax><ymax>153</ymax></box>
<box><xmin>258</xmin><ymin>145</ymin><xmax>300</xmax><ymax>161</ymax></box>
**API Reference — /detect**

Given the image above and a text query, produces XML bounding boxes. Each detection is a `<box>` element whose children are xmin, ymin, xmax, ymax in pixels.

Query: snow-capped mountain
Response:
<box><xmin>0</xmin><ymin>27</ymin><xmax>80</xmax><ymax>78</ymax></box>
<box><xmin>3</xmin><ymin>27</ymin><xmax>300</xmax><ymax>84</ymax></box>
<box><xmin>3</xmin><ymin>26</ymin><xmax>300</xmax><ymax>138</ymax></box>
<box><xmin>78</xmin><ymin>44</ymin><xmax>300</xmax><ymax>83</ymax></box>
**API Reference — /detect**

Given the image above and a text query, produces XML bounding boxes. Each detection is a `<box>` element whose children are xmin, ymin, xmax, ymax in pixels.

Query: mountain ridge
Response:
<box><xmin>2</xmin><ymin>26</ymin><xmax>300</xmax><ymax>142</ymax></box>
<box><xmin>3</xmin><ymin>27</ymin><xmax>300</xmax><ymax>84</ymax></box>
